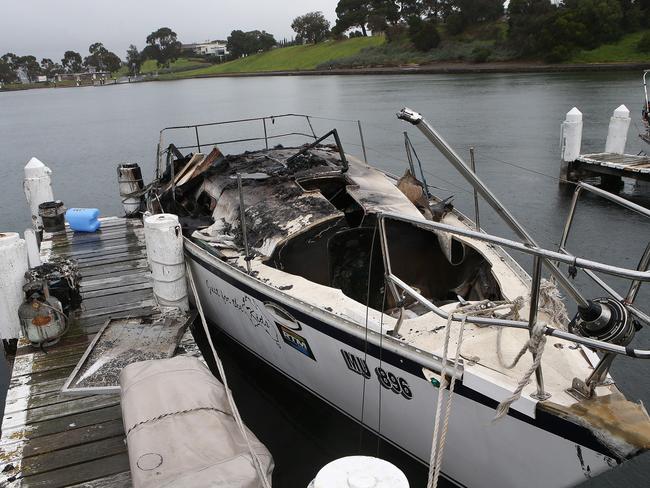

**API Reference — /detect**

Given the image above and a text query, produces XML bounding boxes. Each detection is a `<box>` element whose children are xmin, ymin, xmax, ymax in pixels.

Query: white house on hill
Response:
<box><xmin>182</xmin><ymin>41</ymin><xmax>229</xmax><ymax>59</ymax></box>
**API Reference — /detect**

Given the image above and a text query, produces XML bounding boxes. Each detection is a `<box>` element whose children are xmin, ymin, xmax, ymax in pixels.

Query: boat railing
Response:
<box><xmin>377</xmin><ymin>211</ymin><xmax>650</xmax><ymax>400</ymax></box>
<box><xmin>558</xmin><ymin>181</ymin><xmax>650</xmax><ymax>325</ymax></box>
<box><xmin>394</xmin><ymin>107</ymin><xmax>650</xmax><ymax>399</ymax></box>
<box><xmin>155</xmin><ymin>113</ymin><xmax>369</xmax><ymax>180</ymax></box>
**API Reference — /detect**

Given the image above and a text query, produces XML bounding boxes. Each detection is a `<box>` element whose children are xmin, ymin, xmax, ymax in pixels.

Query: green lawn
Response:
<box><xmin>570</xmin><ymin>30</ymin><xmax>650</xmax><ymax>63</ymax></box>
<box><xmin>166</xmin><ymin>36</ymin><xmax>385</xmax><ymax>78</ymax></box>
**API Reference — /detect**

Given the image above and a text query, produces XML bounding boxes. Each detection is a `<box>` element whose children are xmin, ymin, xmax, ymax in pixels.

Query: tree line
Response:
<box><xmin>289</xmin><ymin>0</ymin><xmax>650</xmax><ymax>61</ymax></box>
<box><xmin>0</xmin><ymin>27</ymin><xmax>187</xmax><ymax>84</ymax></box>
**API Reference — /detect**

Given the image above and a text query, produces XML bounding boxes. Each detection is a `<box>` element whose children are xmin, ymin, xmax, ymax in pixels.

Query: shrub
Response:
<box><xmin>638</xmin><ymin>32</ymin><xmax>650</xmax><ymax>53</ymax></box>
<box><xmin>446</xmin><ymin>14</ymin><xmax>466</xmax><ymax>36</ymax></box>
<box><xmin>545</xmin><ymin>44</ymin><xmax>573</xmax><ymax>63</ymax></box>
<box><xmin>471</xmin><ymin>47</ymin><xmax>492</xmax><ymax>63</ymax></box>
<box><xmin>408</xmin><ymin>17</ymin><xmax>441</xmax><ymax>52</ymax></box>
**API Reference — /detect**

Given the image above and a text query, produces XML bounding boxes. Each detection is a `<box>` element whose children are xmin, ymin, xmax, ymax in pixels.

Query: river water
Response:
<box><xmin>1</xmin><ymin>72</ymin><xmax>649</xmax><ymax>486</ymax></box>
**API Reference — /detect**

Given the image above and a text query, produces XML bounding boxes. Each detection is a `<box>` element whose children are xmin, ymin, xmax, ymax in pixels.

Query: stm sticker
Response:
<box><xmin>277</xmin><ymin>324</ymin><xmax>316</xmax><ymax>360</ymax></box>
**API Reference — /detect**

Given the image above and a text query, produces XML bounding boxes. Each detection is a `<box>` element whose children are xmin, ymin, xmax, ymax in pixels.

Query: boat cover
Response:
<box><xmin>120</xmin><ymin>356</ymin><xmax>274</xmax><ymax>488</ymax></box>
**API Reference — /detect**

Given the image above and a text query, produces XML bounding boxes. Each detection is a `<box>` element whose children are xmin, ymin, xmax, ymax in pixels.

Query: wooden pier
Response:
<box><xmin>0</xmin><ymin>217</ymin><xmax>200</xmax><ymax>487</ymax></box>
<box><xmin>571</xmin><ymin>152</ymin><xmax>650</xmax><ymax>183</ymax></box>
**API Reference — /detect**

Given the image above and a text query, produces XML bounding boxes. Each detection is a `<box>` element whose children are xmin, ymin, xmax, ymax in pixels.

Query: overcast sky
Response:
<box><xmin>1</xmin><ymin>0</ymin><xmax>338</xmax><ymax>61</ymax></box>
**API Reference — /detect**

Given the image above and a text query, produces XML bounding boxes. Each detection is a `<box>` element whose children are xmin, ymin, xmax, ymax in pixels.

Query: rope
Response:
<box><xmin>427</xmin><ymin>308</ymin><xmax>468</xmax><ymax>488</ymax></box>
<box><xmin>186</xmin><ymin>264</ymin><xmax>272</xmax><ymax>488</ymax></box>
<box><xmin>493</xmin><ymin>321</ymin><xmax>547</xmax><ymax>422</ymax></box>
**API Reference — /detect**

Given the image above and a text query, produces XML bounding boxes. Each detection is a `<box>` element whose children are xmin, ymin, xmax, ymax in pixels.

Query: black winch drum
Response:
<box><xmin>38</xmin><ymin>200</ymin><xmax>66</xmax><ymax>233</ymax></box>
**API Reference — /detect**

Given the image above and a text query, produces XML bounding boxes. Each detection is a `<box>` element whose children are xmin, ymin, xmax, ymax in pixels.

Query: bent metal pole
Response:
<box><xmin>397</xmin><ymin>107</ymin><xmax>589</xmax><ymax>308</ymax></box>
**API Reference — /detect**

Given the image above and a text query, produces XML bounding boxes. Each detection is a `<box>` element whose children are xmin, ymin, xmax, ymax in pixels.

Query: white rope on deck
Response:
<box><xmin>493</xmin><ymin>322</ymin><xmax>547</xmax><ymax>422</ymax></box>
<box><xmin>186</xmin><ymin>264</ymin><xmax>272</xmax><ymax>488</ymax></box>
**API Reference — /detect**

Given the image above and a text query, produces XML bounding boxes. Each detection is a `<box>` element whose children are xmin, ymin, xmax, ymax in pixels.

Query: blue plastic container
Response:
<box><xmin>65</xmin><ymin>208</ymin><xmax>101</xmax><ymax>232</ymax></box>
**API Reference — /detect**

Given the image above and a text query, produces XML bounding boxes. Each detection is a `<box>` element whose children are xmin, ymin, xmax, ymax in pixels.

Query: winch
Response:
<box><xmin>569</xmin><ymin>297</ymin><xmax>638</xmax><ymax>398</ymax></box>
<box><xmin>570</xmin><ymin>297</ymin><xmax>634</xmax><ymax>346</ymax></box>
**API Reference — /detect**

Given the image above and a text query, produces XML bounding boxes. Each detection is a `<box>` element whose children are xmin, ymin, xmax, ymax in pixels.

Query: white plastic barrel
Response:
<box><xmin>144</xmin><ymin>214</ymin><xmax>189</xmax><ymax>311</ymax></box>
<box><xmin>24</xmin><ymin>157</ymin><xmax>54</xmax><ymax>232</ymax></box>
<box><xmin>605</xmin><ymin>104</ymin><xmax>631</xmax><ymax>154</ymax></box>
<box><xmin>308</xmin><ymin>456</ymin><xmax>409</xmax><ymax>488</ymax></box>
<box><xmin>0</xmin><ymin>233</ymin><xmax>29</xmax><ymax>340</ymax></box>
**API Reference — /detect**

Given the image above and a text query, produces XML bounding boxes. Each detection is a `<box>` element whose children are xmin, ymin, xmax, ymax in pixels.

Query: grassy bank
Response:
<box><xmin>161</xmin><ymin>37</ymin><xmax>385</xmax><ymax>79</ymax></box>
<box><xmin>570</xmin><ymin>30</ymin><xmax>650</xmax><ymax>63</ymax></box>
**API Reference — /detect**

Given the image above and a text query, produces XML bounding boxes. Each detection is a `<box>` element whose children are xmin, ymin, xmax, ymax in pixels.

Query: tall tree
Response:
<box><xmin>126</xmin><ymin>45</ymin><xmax>142</xmax><ymax>74</ymax></box>
<box><xmin>40</xmin><ymin>58</ymin><xmax>62</xmax><ymax>78</ymax></box>
<box><xmin>15</xmin><ymin>56</ymin><xmax>41</xmax><ymax>82</ymax></box>
<box><xmin>145</xmin><ymin>27</ymin><xmax>182</xmax><ymax>68</ymax></box>
<box><xmin>291</xmin><ymin>11</ymin><xmax>331</xmax><ymax>43</ymax></box>
<box><xmin>0</xmin><ymin>59</ymin><xmax>17</xmax><ymax>83</ymax></box>
<box><xmin>334</xmin><ymin>0</ymin><xmax>372</xmax><ymax>36</ymax></box>
<box><xmin>62</xmin><ymin>51</ymin><xmax>83</xmax><ymax>73</ymax></box>
<box><xmin>227</xmin><ymin>30</ymin><xmax>277</xmax><ymax>57</ymax></box>
<box><xmin>1</xmin><ymin>53</ymin><xmax>19</xmax><ymax>71</ymax></box>
<box><xmin>84</xmin><ymin>42</ymin><xmax>122</xmax><ymax>72</ymax></box>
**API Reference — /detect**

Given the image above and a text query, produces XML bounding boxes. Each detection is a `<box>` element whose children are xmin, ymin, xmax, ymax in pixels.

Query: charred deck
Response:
<box><xmin>0</xmin><ymin>217</ymin><xmax>201</xmax><ymax>487</ymax></box>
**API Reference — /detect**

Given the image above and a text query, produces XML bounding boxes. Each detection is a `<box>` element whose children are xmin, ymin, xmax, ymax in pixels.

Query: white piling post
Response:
<box><xmin>144</xmin><ymin>214</ymin><xmax>189</xmax><ymax>311</ymax></box>
<box><xmin>23</xmin><ymin>157</ymin><xmax>54</xmax><ymax>233</ymax></box>
<box><xmin>560</xmin><ymin>107</ymin><xmax>583</xmax><ymax>181</ymax></box>
<box><xmin>605</xmin><ymin>104</ymin><xmax>631</xmax><ymax>155</ymax></box>
<box><xmin>0</xmin><ymin>233</ymin><xmax>29</xmax><ymax>340</ymax></box>
<box><xmin>24</xmin><ymin>229</ymin><xmax>41</xmax><ymax>268</ymax></box>
<box><xmin>308</xmin><ymin>456</ymin><xmax>409</xmax><ymax>488</ymax></box>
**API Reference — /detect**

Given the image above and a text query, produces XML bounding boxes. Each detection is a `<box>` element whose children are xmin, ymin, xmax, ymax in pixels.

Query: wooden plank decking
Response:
<box><xmin>0</xmin><ymin>217</ymin><xmax>200</xmax><ymax>487</ymax></box>
<box><xmin>577</xmin><ymin>152</ymin><xmax>650</xmax><ymax>177</ymax></box>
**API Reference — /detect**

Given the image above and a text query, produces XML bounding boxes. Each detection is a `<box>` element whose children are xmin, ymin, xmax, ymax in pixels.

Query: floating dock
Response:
<box><xmin>0</xmin><ymin>217</ymin><xmax>201</xmax><ymax>487</ymax></box>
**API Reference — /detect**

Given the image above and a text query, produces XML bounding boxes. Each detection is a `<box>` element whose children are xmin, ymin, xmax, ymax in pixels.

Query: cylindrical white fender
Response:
<box><xmin>0</xmin><ymin>233</ymin><xmax>29</xmax><ymax>340</ymax></box>
<box><xmin>561</xmin><ymin>107</ymin><xmax>583</xmax><ymax>163</ymax></box>
<box><xmin>144</xmin><ymin>214</ymin><xmax>189</xmax><ymax>311</ymax></box>
<box><xmin>308</xmin><ymin>456</ymin><xmax>409</xmax><ymax>488</ymax></box>
<box><xmin>24</xmin><ymin>157</ymin><xmax>54</xmax><ymax>232</ymax></box>
<box><xmin>605</xmin><ymin>104</ymin><xmax>631</xmax><ymax>154</ymax></box>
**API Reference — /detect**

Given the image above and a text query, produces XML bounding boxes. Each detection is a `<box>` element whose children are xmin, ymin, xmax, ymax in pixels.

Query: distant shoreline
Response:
<box><xmin>167</xmin><ymin>61</ymin><xmax>649</xmax><ymax>79</ymax></box>
<box><xmin>2</xmin><ymin>61</ymin><xmax>647</xmax><ymax>92</ymax></box>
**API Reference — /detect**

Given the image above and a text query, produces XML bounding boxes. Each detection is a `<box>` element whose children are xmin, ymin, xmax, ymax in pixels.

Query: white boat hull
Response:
<box><xmin>187</xmin><ymin>245</ymin><xmax>616</xmax><ymax>488</ymax></box>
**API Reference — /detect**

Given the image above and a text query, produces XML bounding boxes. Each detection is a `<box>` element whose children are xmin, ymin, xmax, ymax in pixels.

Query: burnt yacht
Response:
<box><xmin>142</xmin><ymin>109</ymin><xmax>650</xmax><ymax>487</ymax></box>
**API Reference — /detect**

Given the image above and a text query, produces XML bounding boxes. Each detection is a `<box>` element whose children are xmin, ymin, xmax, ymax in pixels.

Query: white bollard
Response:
<box><xmin>24</xmin><ymin>229</ymin><xmax>41</xmax><ymax>268</ymax></box>
<box><xmin>144</xmin><ymin>214</ymin><xmax>189</xmax><ymax>311</ymax></box>
<box><xmin>0</xmin><ymin>233</ymin><xmax>29</xmax><ymax>340</ymax></box>
<box><xmin>561</xmin><ymin>107</ymin><xmax>583</xmax><ymax>163</ymax></box>
<box><xmin>24</xmin><ymin>157</ymin><xmax>54</xmax><ymax>233</ymax></box>
<box><xmin>605</xmin><ymin>104</ymin><xmax>631</xmax><ymax>155</ymax></box>
<box><xmin>308</xmin><ymin>456</ymin><xmax>409</xmax><ymax>488</ymax></box>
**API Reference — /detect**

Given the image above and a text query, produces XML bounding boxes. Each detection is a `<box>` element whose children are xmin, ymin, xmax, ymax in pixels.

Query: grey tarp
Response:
<box><xmin>120</xmin><ymin>356</ymin><xmax>274</xmax><ymax>487</ymax></box>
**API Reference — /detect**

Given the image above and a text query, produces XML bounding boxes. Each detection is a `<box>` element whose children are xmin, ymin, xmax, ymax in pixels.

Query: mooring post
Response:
<box><xmin>560</xmin><ymin>107</ymin><xmax>583</xmax><ymax>182</ymax></box>
<box><xmin>0</xmin><ymin>233</ymin><xmax>29</xmax><ymax>343</ymax></box>
<box><xmin>23</xmin><ymin>157</ymin><xmax>54</xmax><ymax>234</ymax></box>
<box><xmin>605</xmin><ymin>104</ymin><xmax>631</xmax><ymax>155</ymax></box>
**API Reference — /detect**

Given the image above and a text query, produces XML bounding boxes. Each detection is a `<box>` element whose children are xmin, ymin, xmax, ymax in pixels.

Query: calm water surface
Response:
<box><xmin>1</xmin><ymin>72</ymin><xmax>649</xmax><ymax>486</ymax></box>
